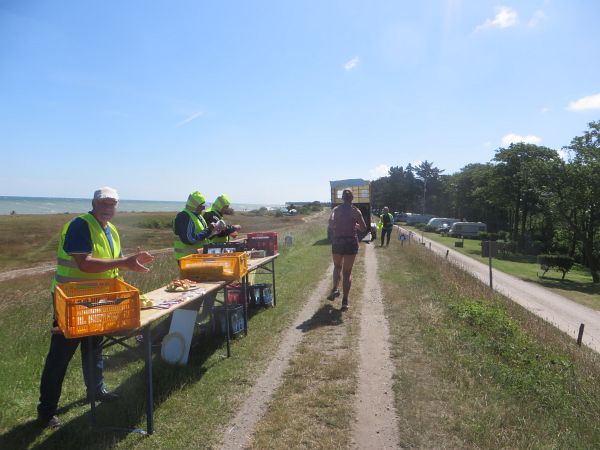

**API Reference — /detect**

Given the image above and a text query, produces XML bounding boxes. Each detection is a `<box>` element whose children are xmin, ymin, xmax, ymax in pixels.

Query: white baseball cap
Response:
<box><xmin>93</xmin><ymin>186</ymin><xmax>119</xmax><ymax>201</ymax></box>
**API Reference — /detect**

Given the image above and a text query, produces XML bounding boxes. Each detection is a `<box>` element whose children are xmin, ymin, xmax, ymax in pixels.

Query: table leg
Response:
<box><xmin>225</xmin><ymin>302</ymin><xmax>231</xmax><ymax>358</ymax></box>
<box><xmin>243</xmin><ymin>274</ymin><xmax>248</xmax><ymax>336</ymax></box>
<box><xmin>143</xmin><ymin>326</ymin><xmax>154</xmax><ymax>434</ymax></box>
<box><xmin>87</xmin><ymin>336</ymin><xmax>97</xmax><ymax>425</ymax></box>
<box><xmin>272</xmin><ymin>259</ymin><xmax>277</xmax><ymax>307</ymax></box>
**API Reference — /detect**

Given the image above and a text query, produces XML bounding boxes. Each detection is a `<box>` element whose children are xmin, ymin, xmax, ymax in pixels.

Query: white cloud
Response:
<box><xmin>369</xmin><ymin>164</ymin><xmax>390</xmax><ymax>179</ymax></box>
<box><xmin>557</xmin><ymin>149</ymin><xmax>569</xmax><ymax>161</ymax></box>
<box><xmin>528</xmin><ymin>9</ymin><xmax>546</xmax><ymax>27</ymax></box>
<box><xmin>501</xmin><ymin>133</ymin><xmax>542</xmax><ymax>145</ymax></box>
<box><xmin>567</xmin><ymin>93</ymin><xmax>600</xmax><ymax>111</ymax></box>
<box><xmin>540</xmin><ymin>107</ymin><xmax>551</xmax><ymax>114</ymax></box>
<box><xmin>176</xmin><ymin>111</ymin><xmax>204</xmax><ymax>127</ymax></box>
<box><xmin>343</xmin><ymin>56</ymin><xmax>360</xmax><ymax>71</ymax></box>
<box><xmin>475</xmin><ymin>6</ymin><xmax>518</xmax><ymax>32</ymax></box>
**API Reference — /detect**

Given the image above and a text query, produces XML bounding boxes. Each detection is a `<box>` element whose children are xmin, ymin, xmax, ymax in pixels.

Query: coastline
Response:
<box><xmin>0</xmin><ymin>195</ymin><xmax>281</xmax><ymax>215</ymax></box>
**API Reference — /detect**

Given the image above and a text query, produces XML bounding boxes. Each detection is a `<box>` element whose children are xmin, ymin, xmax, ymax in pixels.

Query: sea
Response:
<box><xmin>0</xmin><ymin>196</ymin><xmax>282</xmax><ymax>215</ymax></box>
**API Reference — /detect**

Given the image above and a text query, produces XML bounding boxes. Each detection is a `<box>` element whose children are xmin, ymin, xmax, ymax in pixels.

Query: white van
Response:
<box><xmin>449</xmin><ymin>222</ymin><xmax>487</xmax><ymax>237</ymax></box>
<box><xmin>426</xmin><ymin>218</ymin><xmax>461</xmax><ymax>229</ymax></box>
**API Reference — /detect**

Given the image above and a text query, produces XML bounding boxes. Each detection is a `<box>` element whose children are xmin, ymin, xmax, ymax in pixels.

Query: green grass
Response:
<box><xmin>0</xmin><ymin>212</ymin><xmax>332</xmax><ymax>449</ymax></box>
<box><xmin>377</xmin><ymin>239</ymin><xmax>600</xmax><ymax>448</ymax></box>
<box><xmin>405</xmin><ymin>226</ymin><xmax>600</xmax><ymax>309</ymax></box>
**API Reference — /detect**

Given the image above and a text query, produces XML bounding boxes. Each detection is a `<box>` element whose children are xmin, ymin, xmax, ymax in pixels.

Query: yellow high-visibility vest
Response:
<box><xmin>173</xmin><ymin>208</ymin><xmax>210</xmax><ymax>259</ymax></box>
<box><xmin>51</xmin><ymin>213</ymin><xmax>121</xmax><ymax>292</ymax></box>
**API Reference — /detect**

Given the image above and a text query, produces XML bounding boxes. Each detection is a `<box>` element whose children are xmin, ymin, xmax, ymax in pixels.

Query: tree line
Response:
<box><xmin>371</xmin><ymin>121</ymin><xmax>600</xmax><ymax>282</ymax></box>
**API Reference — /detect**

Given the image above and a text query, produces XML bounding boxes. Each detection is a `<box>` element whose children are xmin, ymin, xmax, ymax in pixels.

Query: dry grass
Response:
<box><xmin>0</xmin><ymin>211</ymin><xmax>307</xmax><ymax>273</ymax></box>
<box><xmin>250</xmin><ymin>257</ymin><xmax>365</xmax><ymax>449</ymax></box>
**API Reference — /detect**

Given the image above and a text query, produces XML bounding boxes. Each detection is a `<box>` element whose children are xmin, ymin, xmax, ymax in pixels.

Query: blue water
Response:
<box><xmin>0</xmin><ymin>196</ymin><xmax>281</xmax><ymax>215</ymax></box>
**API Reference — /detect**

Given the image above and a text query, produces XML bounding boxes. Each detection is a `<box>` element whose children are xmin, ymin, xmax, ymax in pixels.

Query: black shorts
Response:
<box><xmin>332</xmin><ymin>236</ymin><xmax>359</xmax><ymax>255</ymax></box>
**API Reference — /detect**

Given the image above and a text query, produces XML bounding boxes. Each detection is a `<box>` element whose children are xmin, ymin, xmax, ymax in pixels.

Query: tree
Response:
<box><xmin>493</xmin><ymin>143</ymin><xmax>561</xmax><ymax>249</ymax></box>
<box><xmin>548</xmin><ymin>121</ymin><xmax>600</xmax><ymax>282</ymax></box>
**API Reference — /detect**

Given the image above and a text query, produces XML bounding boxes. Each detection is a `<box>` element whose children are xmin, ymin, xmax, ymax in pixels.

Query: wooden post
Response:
<box><xmin>445</xmin><ymin>249</ymin><xmax>449</xmax><ymax>259</ymax></box>
<box><xmin>577</xmin><ymin>323</ymin><xmax>585</xmax><ymax>347</ymax></box>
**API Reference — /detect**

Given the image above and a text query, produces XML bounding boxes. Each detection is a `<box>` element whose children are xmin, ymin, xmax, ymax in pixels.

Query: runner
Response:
<box><xmin>327</xmin><ymin>189</ymin><xmax>367</xmax><ymax>310</ymax></box>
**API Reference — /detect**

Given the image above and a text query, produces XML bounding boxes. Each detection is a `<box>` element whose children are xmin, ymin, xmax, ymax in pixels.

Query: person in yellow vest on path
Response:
<box><xmin>37</xmin><ymin>187</ymin><xmax>154</xmax><ymax>428</ymax></box>
<box><xmin>203</xmin><ymin>194</ymin><xmax>241</xmax><ymax>244</ymax></box>
<box><xmin>378</xmin><ymin>206</ymin><xmax>394</xmax><ymax>247</ymax></box>
<box><xmin>173</xmin><ymin>191</ymin><xmax>216</xmax><ymax>259</ymax></box>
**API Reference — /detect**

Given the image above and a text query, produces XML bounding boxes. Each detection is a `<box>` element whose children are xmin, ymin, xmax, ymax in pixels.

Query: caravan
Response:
<box><xmin>449</xmin><ymin>221</ymin><xmax>487</xmax><ymax>238</ymax></box>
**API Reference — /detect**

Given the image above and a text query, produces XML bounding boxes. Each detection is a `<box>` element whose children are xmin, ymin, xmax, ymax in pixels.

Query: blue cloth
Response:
<box><xmin>63</xmin><ymin>213</ymin><xmax>120</xmax><ymax>257</ymax></box>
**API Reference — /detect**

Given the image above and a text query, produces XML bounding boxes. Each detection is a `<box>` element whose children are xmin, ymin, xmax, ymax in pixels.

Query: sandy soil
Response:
<box><xmin>351</xmin><ymin>242</ymin><xmax>400</xmax><ymax>449</ymax></box>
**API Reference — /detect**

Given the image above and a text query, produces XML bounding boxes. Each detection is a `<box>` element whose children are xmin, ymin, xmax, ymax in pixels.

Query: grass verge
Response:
<box><xmin>377</xmin><ymin>236</ymin><xmax>600</xmax><ymax>448</ymax></box>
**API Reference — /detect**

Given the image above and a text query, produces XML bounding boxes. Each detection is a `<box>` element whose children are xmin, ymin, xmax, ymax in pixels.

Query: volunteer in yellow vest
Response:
<box><xmin>203</xmin><ymin>194</ymin><xmax>241</xmax><ymax>244</ymax></box>
<box><xmin>173</xmin><ymin>191</ymin><xmax>216</xmax><ymax>258</ymax></box>
<box><xmin>37</xmin><ymin>187</ymin><xmax>154</xmax><ymax>429</ymax></box>
<box><xmin>378</xmin><ymin>206</ymin><xmax>394</xmax><ymax>247</ymax></box>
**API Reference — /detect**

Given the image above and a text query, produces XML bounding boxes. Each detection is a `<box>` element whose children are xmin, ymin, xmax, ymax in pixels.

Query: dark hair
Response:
<box><xmin>342</xmin><ymin>189</ymin><xmax>353</xmax><ymax>201</ymax></box>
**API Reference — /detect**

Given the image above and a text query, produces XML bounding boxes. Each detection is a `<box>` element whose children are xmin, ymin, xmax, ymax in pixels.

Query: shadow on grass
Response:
<box><xmin>297</xmin><ymin>304</ymin><xmax>343</xmax><ymax>332</ymax></box>
<box><xmin>313</xmin><ymin>239</ymin><xmax>330</xmax><ymax>246</ymax></box>
<box><xmin>0</xmin><ymin>330</ymin><xmax>224</xmax><ymax>450</ymax></box>
<box><xmin>537</xmin><ymin>277</ymin><xmax>600</xmax><ymax>295</ymax></box>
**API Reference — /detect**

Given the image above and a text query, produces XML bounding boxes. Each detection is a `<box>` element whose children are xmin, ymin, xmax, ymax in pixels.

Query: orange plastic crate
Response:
<box><xmin>179</xmin><ymin>251</ymin><xmax>249</xmax><ymax>282</ymax></box>
<box><xmin>54</xmin><ymin>278</ymin><xmax>140</xmax><ymax>338</ymax></box>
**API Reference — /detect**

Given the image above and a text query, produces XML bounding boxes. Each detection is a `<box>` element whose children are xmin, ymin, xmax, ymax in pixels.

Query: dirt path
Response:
<box><xmin>352</xmin><ymin>242</ymin><xmax>401</xmax><ymax>449</ymax></box>
<box><xmin>400</xmin><ymin>226</ymin><xmax>600</xmax><ymax>353</ymax></box>
<box><xmin>0</xmin><ymin>248</ymin><xmax>173</xmax><ymax>282</ymax></box>
<box><xmin>219</xmin><ymin>265</ymin><xmax>334</xmax><ymax>449</ymax></box>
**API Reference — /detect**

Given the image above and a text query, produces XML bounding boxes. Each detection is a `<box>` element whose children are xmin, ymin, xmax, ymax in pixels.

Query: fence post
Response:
<box><xmin>445</xmin><ymin>249</ymin><xmax>449</xmax><ymax>259</ymax></box>
<box><xmin>577</xmin><ymin>323</ymin><xmax>585</xmax><ymax>346</ymax></box>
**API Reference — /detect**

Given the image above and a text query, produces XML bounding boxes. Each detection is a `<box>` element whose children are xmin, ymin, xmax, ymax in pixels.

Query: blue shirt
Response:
<box><xmin>63</xmin><ymin>213</ymin><xmax>121</xmax><ymax>257</ymax></box>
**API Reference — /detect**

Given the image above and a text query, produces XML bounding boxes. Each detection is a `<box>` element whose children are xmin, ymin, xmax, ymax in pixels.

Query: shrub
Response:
<box><xmin>497</xmin><ymin>241</ymin><xmax>517</xmax><ymax>259</ymax></box>
<box><xmin>537</xmin><ymin>254</ymin><xmax>575</xmax><ymax>279</ymax></box>
<box><xmin>414</xmin><ymin>223</ymin><xmax>426</xmax><ymax>230</ymax></box>
<box><xmin>479</xmin><ymin>232</ymin><xmax>499</xmax><ymax>241</ymax></box>
<box><xmin>424</xmin><ymin>225</ymin><xmax>437</xmax><ymax>232</ymax></box>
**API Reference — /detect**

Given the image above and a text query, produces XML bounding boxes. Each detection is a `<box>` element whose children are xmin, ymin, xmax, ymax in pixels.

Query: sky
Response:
<box><xmin>1</xmin><ymin>0</ymin><xmax>599</xmax><ymax>204</ymax></box>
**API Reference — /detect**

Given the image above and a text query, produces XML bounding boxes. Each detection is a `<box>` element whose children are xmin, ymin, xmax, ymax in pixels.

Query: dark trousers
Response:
<box><xmin>37</xmin><ymin>322</ymin><xmax>104</xmax><ymax>418</ymax></box>
<box><xmin>381</xmin><ymin>228</ymin><xmax>393</xmax><ymax>246</ymax></box>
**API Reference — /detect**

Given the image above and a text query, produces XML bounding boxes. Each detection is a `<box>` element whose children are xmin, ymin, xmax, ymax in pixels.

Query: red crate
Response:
<box><xmin>224</xmin><ymin>283</ymin><xmax>246</xmax><ymax>305</ymax></box>
<box><xmin>246</xmin><ymin>232</ymin><xmax>278</xmax><ymax>256</ymax></box>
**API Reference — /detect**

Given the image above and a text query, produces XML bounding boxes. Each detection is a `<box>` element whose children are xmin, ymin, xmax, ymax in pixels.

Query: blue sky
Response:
<box><xmin>1</xmin><ymin>0</ymin><xmax>599</xmax><ymax>204</ymax></box>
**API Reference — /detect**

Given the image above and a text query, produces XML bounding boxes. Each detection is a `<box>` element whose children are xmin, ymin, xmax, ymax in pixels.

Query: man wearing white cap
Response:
<box><xmin>37</xmin><ymin>187</ymin><xmax>155</xmax><ymax>428</ymax></box>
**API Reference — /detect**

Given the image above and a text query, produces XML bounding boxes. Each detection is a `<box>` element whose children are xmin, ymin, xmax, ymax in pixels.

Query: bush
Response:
<box><xmin>414</xmin><ymin>223</ymin><xmax>426</xmax><ymax>230</ymax></box>
<box><xmin>479</xmin><ymin>232</ymin><xmax>499</xmax><ymax>241</ymax></box>
<box><xmin>537</xmin><ymin>254</ymin><xmax>575</xmax><ymax>280</ymax></box>
<box><xmin>424</xmin><ymin>225</ymin><xmax>437</xmax><ymax>232</ymax></box>
<box><xmin>497</xmin><ymin>241</ymin><xmax>517</xmax><ymax>259</ymax></box>
<box><xmin>137</xmin><ymin>218</ymin><xmax>174</xmax><ymax>229</ymax></box>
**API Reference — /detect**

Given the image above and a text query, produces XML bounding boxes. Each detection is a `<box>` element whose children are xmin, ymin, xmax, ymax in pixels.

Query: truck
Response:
<box><xmin>328</xmin><ymin>179</ymin><xmax>377</xmax><ymax>241</ymax></box>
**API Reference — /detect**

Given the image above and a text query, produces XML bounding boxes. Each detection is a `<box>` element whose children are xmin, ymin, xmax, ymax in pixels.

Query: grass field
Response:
<box><xmin>3</xmin><ymin>212</ymin><xmax>600</xmax><ymax>448</ymax></box>
<box><xmin>0</xmin><ymin>211</ymin><xmax>332</xmax><ymax>449</ymax></box>
<box><xmin>377</xmin><ymin>237</ymin><xmax>600</xmax><ymax>448</ymax></box>
<box><xmin>404</xmin><ymin>226</ymin><xmax>600</xmax><ymax>310</ymax></box>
